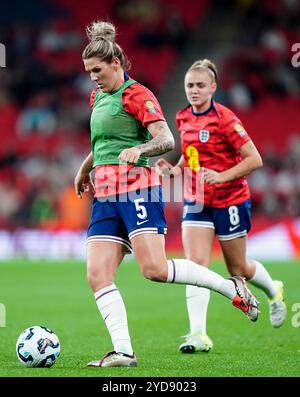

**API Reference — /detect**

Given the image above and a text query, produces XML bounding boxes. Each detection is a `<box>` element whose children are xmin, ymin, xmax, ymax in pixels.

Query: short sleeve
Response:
<box><xmin>122</xmin><ymin>84</ymin><xmax>166</xmax><ymax>127</ymax></box>
<box><xmin>89</xmin><ymin>87</ymin><xmax>98</xmax><ymax>109</ymax></box>
<box><xmin>175</xmin><ymin>112</ymin><xmax>181</xmax><ymax>131</ymax></box>
<box><xmin>222</xmin><ymin>113</ymin><xmax>250</xmax><ymax>150</ymax></box>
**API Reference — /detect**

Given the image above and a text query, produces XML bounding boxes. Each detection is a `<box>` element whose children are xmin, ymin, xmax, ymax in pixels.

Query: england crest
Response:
<box><xmin>199</xmin><ymin>129</ymin><xmax>210</xmax><ymax>143</ymax></box>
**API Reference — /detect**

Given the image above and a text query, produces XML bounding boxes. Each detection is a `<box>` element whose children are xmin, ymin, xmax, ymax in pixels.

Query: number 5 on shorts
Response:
<box><xmin>134</xmin><ymin>198</ymin><xmax>148</xmax><ymax>220</ymax></box>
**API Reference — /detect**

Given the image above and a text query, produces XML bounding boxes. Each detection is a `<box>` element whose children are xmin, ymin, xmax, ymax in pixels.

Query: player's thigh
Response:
<box><xmin>182</xmin><ymin>226</ymin><xmax>214</xmax><ymax>267</ymax></box>
<box><xmin>131</xmin><ymin>233</ymin><xmax>168</xmax><ymax>281</ymax></box>
<box><xmin>86</xmin><ymin>199</ymin><xmax>130</xmax><ymax>288</ymax></box>
<box><xmin>86</xmin><ymin>241</ymin><xmax>126</xmax><ymax>289</ymax></box>
<box><xmin>117</xmin><ymin>186</ymin><xmax>168</xmax><ymax>280</ymax></box>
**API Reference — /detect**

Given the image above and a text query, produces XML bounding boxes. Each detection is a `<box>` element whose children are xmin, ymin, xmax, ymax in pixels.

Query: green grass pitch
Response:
<box><xmin>0</xmin><ymin>258</ymin><xmax>299</xmax><ymax>377</ymax></box>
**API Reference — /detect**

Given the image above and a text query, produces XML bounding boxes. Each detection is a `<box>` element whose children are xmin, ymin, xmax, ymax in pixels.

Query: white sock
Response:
<box><xmin>94</xmin><ymin>284</ymin><xmax>133</xmax><ymax>356</ymax></box>
<box><xmin>167</xmin><ymin>259</ymin><xmax>236</xmax><ymax>299</ymax></box>
<box><xmin>248</xmin><ymin>259</ymin><xmax>278</xmax><ymax>299</ymax></box>
<box><xmin>186</xmin><ymin>285</ymin><xmax>210</xmax><ymax>335</ymax></box>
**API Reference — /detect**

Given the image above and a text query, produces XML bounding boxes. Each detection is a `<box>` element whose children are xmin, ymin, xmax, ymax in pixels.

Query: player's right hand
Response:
<box><xmin>74</xmin><ymin>171</ymin><xmax>95</xmax><ymax>199</ymax></box>
<box><xmin>155</xmin><ymin>158</ymin><xmax>173</xmax><ymax>175</ymax></box>
<box><xmin>155</xmin><ymin>158</ymin><xmax>181</xmax><ymax>176</ymax></box>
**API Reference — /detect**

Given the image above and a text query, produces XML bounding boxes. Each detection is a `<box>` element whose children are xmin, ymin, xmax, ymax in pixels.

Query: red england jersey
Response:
<box><xmin>176</xmin><ymin>100</ymin><xmax>251</xmax><ymax>207</ymax></box>
<box><xmin>90</xmin><ymin>79</ymin><xmax>164</xmax><ymax>197</ymax></box>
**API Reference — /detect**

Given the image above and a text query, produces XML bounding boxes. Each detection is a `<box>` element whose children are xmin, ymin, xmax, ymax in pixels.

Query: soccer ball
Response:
<box><xmin>16</xmin><ymin>326</ymin><xmax>60</xmax><ymax>368</ymax></box>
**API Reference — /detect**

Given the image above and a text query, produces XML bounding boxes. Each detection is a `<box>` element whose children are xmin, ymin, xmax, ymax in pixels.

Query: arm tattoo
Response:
<box><xmin>136</xmin><ymin>121</ymin><xmax>175</xmax><ymax>157</ymax></box>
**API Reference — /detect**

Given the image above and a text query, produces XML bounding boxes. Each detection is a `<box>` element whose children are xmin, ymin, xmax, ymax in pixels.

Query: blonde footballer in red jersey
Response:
<box><xmin>156</xmin><ymin>59</ymin><xmax>287</xmax><ymax>353</ymax></box>
<box><xmin>75</xmin><ymin>23</ymin><xmax>260</xmax><ymax>368</ymax></box>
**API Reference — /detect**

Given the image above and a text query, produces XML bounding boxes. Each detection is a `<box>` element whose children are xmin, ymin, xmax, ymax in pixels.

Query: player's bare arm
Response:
<box><xmin>74</xmin><ymin>151</ymin><xmax>95</xmax><ymax>198</ymax></box>
<box><xmin>118</xmin><ymin>121</ymin><xmax>175</xmax><ymax>163</ymax></box>
<box><xmin>204</xmin><ymin>140</ymin><xmax>263</xmax><ymax>185</ymax></box>
<box><xmin>140</xmin><ymin>120</ymin><xmax>175</xmax><ymax>156</ymax></box>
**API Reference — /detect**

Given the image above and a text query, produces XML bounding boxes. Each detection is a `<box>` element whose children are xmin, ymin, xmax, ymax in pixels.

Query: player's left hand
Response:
<box><xmin>118</xmin><ymin>147</ymin><xmax>142</xmax><ymax>164</ymax></box>
<box><xmin>74</xmin><ymin>171</ymin><xmax>95</xmax><ymax>199</ymax></box>
<box><xmin>203</xmin><ymin>168</ymin><xmax>225</xmax><ymax>185</ymax></box>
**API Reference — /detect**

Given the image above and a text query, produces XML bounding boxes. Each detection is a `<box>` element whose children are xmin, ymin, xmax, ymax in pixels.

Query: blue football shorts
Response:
<box><xmin>182</xmin><ymin>199</ymin><xmax>252</xmax><ymax>241</ymax></box>
<box><xmin>87</xmin><ymin>186</ymin><xmax>167</xmax><ymax>252</ymax></box>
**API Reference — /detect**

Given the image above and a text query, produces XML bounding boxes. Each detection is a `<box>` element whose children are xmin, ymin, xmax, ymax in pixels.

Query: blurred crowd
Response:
<box><xmin>219</xmin><ymin>0</ymin><xmax>300</xmax><ymax>110</ymax></box>
<box><xmin>0</xmin><ymin>0</ymin><xmax>299</xmax><ymax>230</ymax></box>
<box><xmin>248</xmin><ymin>134</ymin><xmax>300</xmax><ymax>217</ymax></box>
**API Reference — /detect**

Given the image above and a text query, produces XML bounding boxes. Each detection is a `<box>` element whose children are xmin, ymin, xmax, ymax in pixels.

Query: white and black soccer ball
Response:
<box><xmin>16</xmin><ymin>326</ymin><xmax>60</xmax><ymax>368</ymax></box>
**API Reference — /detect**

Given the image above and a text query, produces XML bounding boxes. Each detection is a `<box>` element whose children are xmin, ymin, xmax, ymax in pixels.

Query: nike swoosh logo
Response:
<box><xmin>136</xmin><ymin>219</ymin><xmax>149</xmax><ymax>226</ymax></box>
<box><xmin>229</xmin><ymin>225</ymin><xmax>240</xmax><ymax>232</ymax></box>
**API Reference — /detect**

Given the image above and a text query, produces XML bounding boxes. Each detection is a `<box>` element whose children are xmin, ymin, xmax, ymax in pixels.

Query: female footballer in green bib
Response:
<box><xmin>74</xmin><ymin>20</ymin><xmax>259</xmax><ymax>368</ymax></box>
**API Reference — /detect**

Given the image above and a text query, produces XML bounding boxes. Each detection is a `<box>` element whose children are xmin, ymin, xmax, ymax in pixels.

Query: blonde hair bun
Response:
<box><xmin>86</xmin><ymin>21</ymin><xmax>116</xmax><ymax>42</ymax></box>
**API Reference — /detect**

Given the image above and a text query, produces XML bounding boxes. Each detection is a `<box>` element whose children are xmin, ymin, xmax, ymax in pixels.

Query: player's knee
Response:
<box><xmin>140</xmin><ymin>259</ymin><xmax>167</xmax><ymax>282</ymax></box>
<box><xmin>187</xmin><ymin>255</ymin><xmax>210</xmax><ymax>267</ymax></box>
<box><xmin>87</xmin><ymin>266</ymin><xmax>113</xmax><ymax>291</ymax></box>
<box><xmin>87</xmin><ymin>270</ymin><xmax>96</xmax><ymax>288</ymax></box>
<box><xmin>227</xmin><ymin>261</ymin><xmax>248</xmax><ymax>277</ymax></box>
<box><xmin>87</xmin><ymin>270</ymin><xmax>99</xmax><ymax>290</ymax></box>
